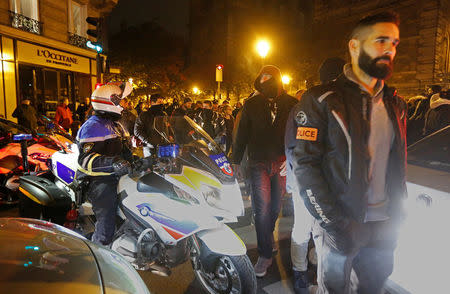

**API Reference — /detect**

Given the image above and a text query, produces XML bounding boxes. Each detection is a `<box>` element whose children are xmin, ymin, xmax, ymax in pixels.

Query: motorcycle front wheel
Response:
<box><xmin>194</xmin><ymin>254</ymin><xmax>257</xmax><ymax>294</ymax></box>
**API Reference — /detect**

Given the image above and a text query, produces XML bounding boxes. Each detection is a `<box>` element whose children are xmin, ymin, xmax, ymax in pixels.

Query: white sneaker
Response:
<box><xmin>254</xmin><ymin>256</ymin><xmax>272</xmax><ymax>278</ymax></box>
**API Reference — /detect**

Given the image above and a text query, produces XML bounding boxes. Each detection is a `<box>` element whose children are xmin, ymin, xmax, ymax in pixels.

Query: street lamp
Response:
<box><xmin>282</xmin><ymin>75</ymin><xmax>292</xmax><ymax>94</ymax></box>
<box><xmin>128</xmin><ymin>77</ymin><xmax>133</xmax><ymax>84</ymax></box>
<box><xmin>193</xmin><ymin>87</ymin><xmax>200</xmax><ymax>94</ymax></box>
<box><xmin>256</xmin><ymin>40</ymin><xmax>270</xmax><ymax>65</ymax></box>
<box><xmin>282</xmin><ymin>75</ymin><xmax>291</xmax><ymax>85</ymax></box>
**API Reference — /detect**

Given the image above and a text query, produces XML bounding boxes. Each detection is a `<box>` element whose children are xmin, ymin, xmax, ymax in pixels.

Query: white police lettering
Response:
<box><xmin>306</xmin><ymin>189</ymin><xmax>331</xmax><ymax>224</ymax></box>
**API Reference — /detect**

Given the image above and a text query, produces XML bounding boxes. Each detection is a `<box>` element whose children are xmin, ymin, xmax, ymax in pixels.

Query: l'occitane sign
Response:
<box><xmin>17</xmin><ymin>41</ymin><xmax>90</xmax><ymax>74</ymax></box>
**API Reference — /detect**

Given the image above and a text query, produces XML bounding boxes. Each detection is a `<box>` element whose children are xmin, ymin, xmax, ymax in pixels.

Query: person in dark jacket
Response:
<box><xmin>76</xmin><ymin>82</ymin><xmax>134</xmax><ymax>245</ymax></box>
<box><xmin>76</xmin><ymin>97</ymin><xmax>91</xmax><ymax>123</ymax></box>
<box><xmin>193</xmin><ymin>100</ymin><xmax>224</xmax><ymax>139</ymax></box>
<box><xmin>222</xmin><ymin>104</ymin><xmax>234</xmax><ymax>154</ymax></box>
<box><xmin>288</xmin><ymin>12</ymin><xmax>407</xmax><ymax>293</ymax></box>
<box><xmin>231</xmin><ymin>65</ymin><xmax>297</xmax><ymax>277</ymax></box>
<box><xmin>134</xmin><ymin>93</ymin><xmax>167</xmax><ymax>157</ymax></box>
<box><xmin>12</xmin><ymin>99</ymin><xmax>37</xmax><ymax>130</ymax></box>
<box><xmin>232</xmin><ymin>101</ymin><xmax>242</xmax><ymax>118</ymax></box>
<box><xmin>118</xmin><ymin>98</ymin><xmax>137</xmax><ymax>136</ymax></box>
<box><xmin>286</xmin><ymin>56</ymin><xmax>345</xmax><ymax>294</ymax></box>
<box><xmin>172</xmin><ymin>98</ymin><xmax>193</xmax><ymax>116</ymax></box>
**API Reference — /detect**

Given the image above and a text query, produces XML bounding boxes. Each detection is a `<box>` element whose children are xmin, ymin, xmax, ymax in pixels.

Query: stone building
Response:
<box><xmin>189</xmin><ymin>0</ymin><xmax>450</xmax><ymax>99</ymax></box>
<box><xmin>0</xmin><ymin>0</ymin><xmax>117</xmax><ymax>121</ymax></box>
<box><xmin>307</xmin><ymin>0</ymin><xmax>450</xmax><ymax>97</ymax></box>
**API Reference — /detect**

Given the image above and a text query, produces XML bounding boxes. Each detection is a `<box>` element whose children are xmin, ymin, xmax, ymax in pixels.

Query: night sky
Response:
<box><xmin>109</xmin><ymin>0</ymin><xmax>189</xmax><ymax>38</ymax></box>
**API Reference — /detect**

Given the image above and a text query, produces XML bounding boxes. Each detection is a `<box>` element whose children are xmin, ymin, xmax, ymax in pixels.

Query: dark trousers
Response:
<box><xmin>312</xmin><ymin>219</ymin><xmax>399</xmax><ymax>294</ymax></box>
<box><xmin>249</xmin><ymin>157</ymin><xmax>286</xmax><ymax>258</ymax></box>
<box><xmin>87</xmin><ymin>178</ymin><xmax>118</xmax><ymax>245</ymax></box>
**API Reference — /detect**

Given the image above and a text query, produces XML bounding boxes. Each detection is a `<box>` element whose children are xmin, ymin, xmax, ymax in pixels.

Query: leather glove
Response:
<box><xmin>112</xmin><ymin>159</ymin><xmax>131</xmax><ymax>176</ymax></box>
<box><xmin>133</xmin><ymin>157</ymin><xmax>153</xmax><ymax>172</ymax></box>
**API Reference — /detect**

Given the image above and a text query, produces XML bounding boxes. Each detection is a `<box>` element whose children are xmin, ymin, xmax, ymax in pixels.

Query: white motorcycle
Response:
<box><xmin>18</xmin><ymin>116</ymin><xmax>257</xmax><ymax>294</ymax></box>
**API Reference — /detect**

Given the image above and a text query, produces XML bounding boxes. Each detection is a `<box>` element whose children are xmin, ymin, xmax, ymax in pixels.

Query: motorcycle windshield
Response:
<box><xmin>153</xmin><ymin>115</ymin><xmax>235</xmax><ymax>183</ymax></box>
<box><xmin>153</xmin><ymin>116</ymin><xmax>222</xmax><ymax>154</ymax></box>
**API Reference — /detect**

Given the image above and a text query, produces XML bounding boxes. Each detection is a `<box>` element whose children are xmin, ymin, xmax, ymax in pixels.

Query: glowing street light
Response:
<box><xmin>193</xmin><ymin>87</ymin><xmax>200</xmax><ymax>94</ymax></box>
<box><xmin>256</xmin><ymin>40</ymin><xmax>270</xmax><ymax>59</ymax></box>
<box><xmin>128</xmin><ymin>77</ymin><xmax>133</xmax><ymax>84</ymax></box>
<box><xmin>282</xmin><ymin>75</ymin><xmax>291</xmax><ymax>85</ymax></box>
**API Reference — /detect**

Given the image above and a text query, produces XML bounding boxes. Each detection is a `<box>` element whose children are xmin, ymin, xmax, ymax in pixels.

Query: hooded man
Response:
<box><xmin>231</xmin><ymin>65</ymin><xmax>297</xmax><ymax>277</ymax></box>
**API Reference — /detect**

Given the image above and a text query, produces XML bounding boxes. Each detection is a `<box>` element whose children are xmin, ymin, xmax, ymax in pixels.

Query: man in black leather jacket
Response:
<box><xmin>288</xmin><ymin>12</ymin><xmax>407</xmax><ymax>293</ymax></box>
<box><xmin>134</xmin><ymin>94</ymin><xmax>167</xmax><ymax>157</ymax></box>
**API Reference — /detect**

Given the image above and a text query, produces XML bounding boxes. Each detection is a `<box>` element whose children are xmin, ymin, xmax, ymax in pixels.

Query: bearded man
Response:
<box><xmin>288</xmin><ymin>11</ymin><xmax>407</xmax><ymax>294</ymax></box>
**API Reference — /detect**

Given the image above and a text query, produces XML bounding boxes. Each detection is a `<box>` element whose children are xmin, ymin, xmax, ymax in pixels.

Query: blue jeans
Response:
<box><xmin>312</xmin><ymin>219</ymin><xmax>399</xmax><ymax>294</ymax></box>
<box><xmin>249</xmin><ymin>157</ymin><xmax>286</xmax><ymax>258</ymax></box>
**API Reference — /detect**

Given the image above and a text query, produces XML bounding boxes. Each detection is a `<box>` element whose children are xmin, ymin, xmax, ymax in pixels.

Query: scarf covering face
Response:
<box><xmin>254</xmin><ymin>65</ymin><xmax>284</xmax><ymax>99</ymax></box>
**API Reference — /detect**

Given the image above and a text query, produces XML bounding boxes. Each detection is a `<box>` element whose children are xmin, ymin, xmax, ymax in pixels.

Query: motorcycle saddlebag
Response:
<box><xmin>19</xmin><ymin>175</ymin><xmax>71</xmax><ymax>207</ymax></box>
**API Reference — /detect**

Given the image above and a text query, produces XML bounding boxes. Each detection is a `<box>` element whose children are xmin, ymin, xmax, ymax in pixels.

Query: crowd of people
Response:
<box><xmin>8</xmin><ymin>10</ymin><xmax>450</xmax><ymax>294</ymax></box>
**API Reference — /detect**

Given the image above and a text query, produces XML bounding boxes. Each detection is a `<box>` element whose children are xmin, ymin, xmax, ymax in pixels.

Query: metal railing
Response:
<box><xmin>9</xmin><ymin>11</ymin><xmax>42</xmax><ymax>35</ymax></box>
<box><xmin>68</xmin><ymin>33</ymin><xmax>88</xmax><ymax>49</ymax></box>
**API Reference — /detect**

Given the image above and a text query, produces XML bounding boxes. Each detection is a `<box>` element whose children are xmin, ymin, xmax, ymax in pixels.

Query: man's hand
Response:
<box><xmin>280</xmin><ymin>160</ymin><xmax>287</xmax><ymax>177</ymax></box>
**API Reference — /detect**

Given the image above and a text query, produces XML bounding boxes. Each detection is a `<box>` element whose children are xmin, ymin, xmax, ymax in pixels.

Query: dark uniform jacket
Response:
<box><xmin>286</xmin><ymin>75</ymin><xmax>407</xmax><ymax>230</ymax></box>
<box><xmin>76</xmin><ymin>115</ymin><xmax>131</xmax><ymax>180</ymax></box>
<box><xmin>134</xmin><ymin>104</ymin><xmax>167</xmax><ymax>146</ymax></box>
<box><xmin>231</xmin><ymin>92</ymin><xmax>297</xmax><ymax>163</ymax></box>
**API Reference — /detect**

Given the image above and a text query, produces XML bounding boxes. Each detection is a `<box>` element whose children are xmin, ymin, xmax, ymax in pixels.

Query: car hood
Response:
<box><xmin>0</xmin><ymin>218</ymin><xmax>103</xmax><ymax>294</ymax></box>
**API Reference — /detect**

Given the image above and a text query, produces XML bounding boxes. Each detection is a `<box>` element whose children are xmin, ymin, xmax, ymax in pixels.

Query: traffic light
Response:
<box><xmin>86</xmin><ymin>17</ymin><xmax>101</xmax><ymax>40</ymax></box>
<box><xmin>86</xmin><ymin>17</ymin><xmax>104</xmax><ymax>53</ymax></box>
<box><xmin>216</xmin><ymin>64</ymin><xmax>223</xmax><ymax>82</ymax></box>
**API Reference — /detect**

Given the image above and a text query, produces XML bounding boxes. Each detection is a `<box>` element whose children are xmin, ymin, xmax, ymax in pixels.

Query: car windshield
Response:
<box><xmin>153</xmin><ymin>115</ymin><xmax>222</xmax><ymax>154</ymax></box>
<box><xmin>407</xmin><ymin>125</ymin><xmax>450</xmax><ymax>172</ymax></box>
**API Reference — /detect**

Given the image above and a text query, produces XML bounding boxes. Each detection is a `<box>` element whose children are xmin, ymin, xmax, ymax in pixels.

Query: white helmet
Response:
<box><xmin>91</xmin><ymin>81</ymin><xmax>133</xmax><ymax>115</ymax></box>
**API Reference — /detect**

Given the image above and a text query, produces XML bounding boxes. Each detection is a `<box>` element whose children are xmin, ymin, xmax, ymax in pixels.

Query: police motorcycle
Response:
<box><xmin>18</xmin><ymin>115</ymin><xmax>257</xmax><ymax>294</ymax></box>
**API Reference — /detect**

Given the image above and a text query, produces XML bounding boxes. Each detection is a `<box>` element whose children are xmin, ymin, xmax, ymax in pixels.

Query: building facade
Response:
<box><xmin>0</xmin><ymin>0</ymin><xmax>116</xmax><ymax>121</ymax></box>
<box><xmin>309</xmin><ymin>0</ymin><xmax>450</xmax><ymax>97</ymax></box>
<box><xmin>188</xmin><ymin>0</ymin><xmax>312</xmax><ymax>102</ymax></box>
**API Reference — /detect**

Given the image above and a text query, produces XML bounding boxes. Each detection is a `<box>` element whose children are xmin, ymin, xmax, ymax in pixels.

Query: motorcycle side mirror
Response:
<box><xmin>13</xmin><ymin>134</ymin><xmax>33</xmax><ymax>141</ymax></box>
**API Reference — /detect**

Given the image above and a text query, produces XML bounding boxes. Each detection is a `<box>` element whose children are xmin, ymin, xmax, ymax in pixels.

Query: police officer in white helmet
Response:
<box><xmin>76</xmin><ymin>81</ymin><xmax>133</xmax><ymax>245</ymax></box>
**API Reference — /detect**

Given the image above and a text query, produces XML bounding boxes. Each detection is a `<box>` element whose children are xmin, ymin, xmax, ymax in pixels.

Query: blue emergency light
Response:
<box><xmin>157</xmin><ymin>144</ymin><xmax>180</xmax><ymax>158</ymax></box>
<box><xmin>13</xmin><ymin>134</ymin><xmax>33</xmax><ymax>141</ymax></box>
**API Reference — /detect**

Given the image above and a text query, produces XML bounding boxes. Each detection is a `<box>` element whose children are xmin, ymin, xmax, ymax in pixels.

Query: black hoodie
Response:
<box><xmin>231</xmin><ymin>65</ymin><xmax>297</xmax><ymax>163</ymax></box>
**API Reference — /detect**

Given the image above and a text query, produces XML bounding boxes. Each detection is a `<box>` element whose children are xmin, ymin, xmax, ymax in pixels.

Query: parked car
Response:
<box><xmin>386</xmin><ymin>125</ymin><xmax>450</xmax><ymax>293</ymax></box>
<box><xmin>0</xmin><ymin>217</ymin><xmax>151</xmax><ymax>294</ymax></box>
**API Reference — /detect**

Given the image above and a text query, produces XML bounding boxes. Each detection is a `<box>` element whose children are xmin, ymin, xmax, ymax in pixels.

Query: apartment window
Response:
<box><xmin>69</xmin><ymin>0</ymin><xmax>87</xmax><ymax>37</ymax></box>
<box><xmin>9</xmin><ymin>0</ymin><xmax>41</xmax><ymax>34</ymax></box>
<box><xmin>10</xmin><ymin>0</ymin><xmax>39</xmax><ymax>20</ymax></box>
